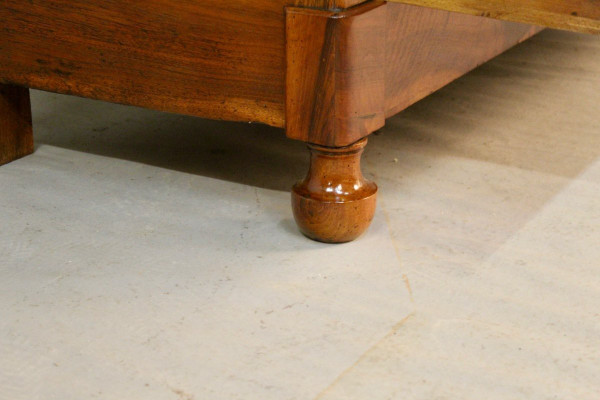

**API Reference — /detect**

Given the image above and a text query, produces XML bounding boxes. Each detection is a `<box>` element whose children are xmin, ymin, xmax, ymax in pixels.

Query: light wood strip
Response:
<box><xmin>389</xmin><ymin>0</ymin><xmax>600</xmax><ymax>33</ymax></box>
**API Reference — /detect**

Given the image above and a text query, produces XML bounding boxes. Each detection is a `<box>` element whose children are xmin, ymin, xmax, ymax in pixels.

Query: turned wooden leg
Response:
<box><xmin>292</xmin><ymin>138</ymin><xmax>377</xmax><ymax>243</ymax></box>
<box><xmin>0</xmin><ymin>84</ymin><xmax>34</xmax><ymax>166</ymax></box>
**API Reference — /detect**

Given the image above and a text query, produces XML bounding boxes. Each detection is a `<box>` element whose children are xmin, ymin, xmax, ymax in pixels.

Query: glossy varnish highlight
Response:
<box><xmin>292</xmin><ymin>138</ymin><xmax>377</xmax><ymax>243</ymax></box>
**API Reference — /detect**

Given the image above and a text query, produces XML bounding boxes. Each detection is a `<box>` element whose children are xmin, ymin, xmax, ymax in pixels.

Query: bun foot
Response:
<box><xmin>292</xmin><ymin>138</ymin><xmax>377</xmax><ymax>243</ymax></box>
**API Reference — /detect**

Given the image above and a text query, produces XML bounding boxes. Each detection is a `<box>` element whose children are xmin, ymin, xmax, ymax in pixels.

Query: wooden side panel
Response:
<box><xmin>385</xmin><ymin>3</ymin><xmax>543</xmax><ymax>118</ymax></box>
<box><xmin>0</xmin><ymin>0</ymin><xmax>287</xmax><ymax>127</ymax></box>
<box><xmin>286</xmin><ymin>2</ymin><xmax>386</xmax><ymax>147</ymax></box>
<box><xmin>389</xmin><ymin>0</ymin><xmax>600</xmax><ymax>34</ymax></box>
<box><xmin>291</xmin><ymin>0</ymin><xmax>370</xmax><ymax>9</ymax></box>
<box><xmin>337</xmin><ymin>7</ymin><xmax>387</xmax><ymax>141</ymax></box>
<box><xmin>0</xmin><ymin>84</ymin><xmax>33</xmax><ymax>166</ymax></box>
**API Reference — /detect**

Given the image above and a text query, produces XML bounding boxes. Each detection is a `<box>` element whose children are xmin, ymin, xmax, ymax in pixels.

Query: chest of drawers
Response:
<box><xmin>1</xmin><ymin>0</ymin><xmax>597</xmax><ymax>242</ymax></box>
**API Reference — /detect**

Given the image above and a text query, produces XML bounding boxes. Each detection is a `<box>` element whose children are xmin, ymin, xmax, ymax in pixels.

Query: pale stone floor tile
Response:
<box><xmin>318</xmin><ymin>161</ymin><xmax>600</xmax><ymax>400</ymax></box>
<box><xmin>0</xmin><ymin>146</ymin><xmax>412</xmax><ymax>400</ymax></box>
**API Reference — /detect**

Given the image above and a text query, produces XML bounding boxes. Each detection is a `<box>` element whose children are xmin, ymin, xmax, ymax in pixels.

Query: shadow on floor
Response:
<box><xmin>31</xmin><ymin>30</ymin><xmax>600</xmax><ymax>193</ymax></box>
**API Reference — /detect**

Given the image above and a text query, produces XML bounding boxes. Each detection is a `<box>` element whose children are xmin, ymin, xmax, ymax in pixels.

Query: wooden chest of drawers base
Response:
<box><xmin>0</xmin><ymin>0</ymin><xmax>555</xmax><ymax>242</ymax></box>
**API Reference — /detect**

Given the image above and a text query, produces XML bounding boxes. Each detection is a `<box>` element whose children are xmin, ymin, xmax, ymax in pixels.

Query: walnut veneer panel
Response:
<box><xmin>0</xmin><ymin>0</ymin><xmax>546</xmax><ymax>134</ymax></box>
<box><xmin>385</xmin><ymin>3</ymin><xmax>543</xmax><ymax>119</ymax></box>
<box><xmin>0</xmin><ymin>0</ymin><xmax>287</xmax><ymax>127</ymax></box>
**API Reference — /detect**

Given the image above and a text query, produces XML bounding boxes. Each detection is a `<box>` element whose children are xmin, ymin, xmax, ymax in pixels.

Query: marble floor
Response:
<box><xmin>1</xmin><ymin>29</ymin><xmax>599</xmax><ymax>399</ymax></box>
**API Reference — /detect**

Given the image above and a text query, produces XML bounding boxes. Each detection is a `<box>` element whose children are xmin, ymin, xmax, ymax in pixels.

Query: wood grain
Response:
<box><xmin>0</xmin><ymin>0</ymin><xmax>369</xmax><ymax>129</ymax></box>
<box><xmin>0</xmin><ymin>84</ymin><xmax>33</xmax><ymax>166</ymax></box>
<box><xmin>0</xmin><ymin>0</ymin><xmax>287</xmax><ymax>127</ymax></box>
<box><xmin>286</xmin><ymin>1</ymin><xmax>542</xmax><ymax>146</ymax></box>
<box><xmin>292</xmin><ymin>138</ymin><xmax>377</xmax><ymax>243</ymax></box>
<box><xmin>286</xmin><ymin>1</ymin><xmax>387</xmax><ymax>147</ymax></box>
<box><xmin>385</xmin><ymin>3</ymin><xmax>544</xmax><ymax>118</ymax></box>
<box><xmin>291</xmin><ymin>0</ymin><xmax>369</xmax><ymax>9</ymax></box>
<box><xmin>389</xmin><ymin>0</ymin><xmax>600</xmax><ymax>33</ymax></box>
<box><xmin>1</xmin><ymin>0</ymin><xmax>546</xmax><ymax>136</ymax></box>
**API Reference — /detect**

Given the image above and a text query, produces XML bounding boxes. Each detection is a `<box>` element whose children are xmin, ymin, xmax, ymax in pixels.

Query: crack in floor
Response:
<box><xmin>312</xmin><ymin>313</ymin><xmax>416</xmax><ymax>400</ymax></box>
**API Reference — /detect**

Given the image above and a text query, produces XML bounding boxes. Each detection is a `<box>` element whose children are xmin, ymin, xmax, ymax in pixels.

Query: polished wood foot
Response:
<box><xmin>0</xmin><ymin>84</ymin><xmax>33</xmax><ymax>166</ymax></box>
<box><xmin>292</xmin><ymin>138</ymin><xmax>377</xmax><ymax>243</ymax></box>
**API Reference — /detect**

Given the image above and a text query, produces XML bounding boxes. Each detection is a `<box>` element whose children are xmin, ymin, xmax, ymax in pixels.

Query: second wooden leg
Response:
<box><xmin>0</xmin><ymin>84</ymin><xmax>33</xmax><ymax>166</ymax></box>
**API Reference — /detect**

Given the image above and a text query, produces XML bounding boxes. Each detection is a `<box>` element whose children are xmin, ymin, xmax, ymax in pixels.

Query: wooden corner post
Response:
<box><xmin>286</xmin><ymin>1</ymin><xmax>386</xmax><ymax>242</ymax></box>
<box><xmin>286</xmin><ymin>1</ymin><xmax>387</xmax><ymax>147</ymax></box>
